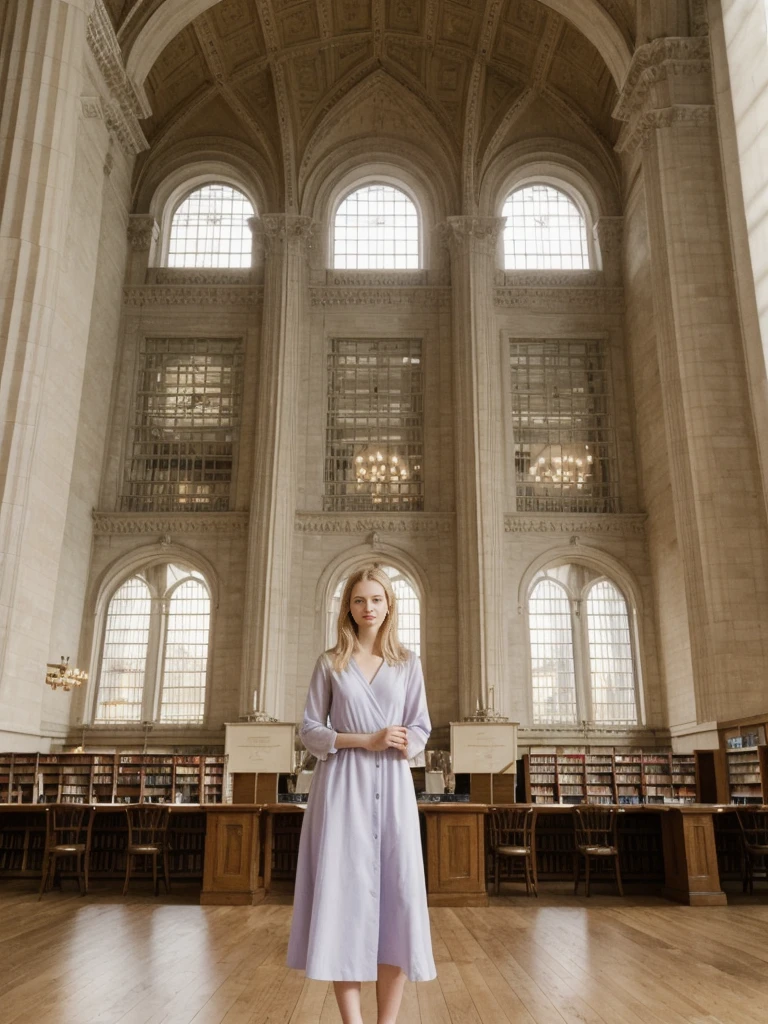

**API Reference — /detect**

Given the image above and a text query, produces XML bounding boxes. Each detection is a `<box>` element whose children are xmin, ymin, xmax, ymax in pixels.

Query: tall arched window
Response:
<box><xmin>333</xmin><ymin>184</ymin><xmax>419</xmax><ymax>269</ymax></box>
<box><xmin>167</xmin><ymin>183</ymin><xmax>254</xmax><ymax>268</ymax></box>
<box><xmin>527</xmin><ymin>564</ymin><xmax>641</xmax><ymax>726</ymax></box>
<box><xmin>94</xmin><ymin>563</ymin><xmax>211</xmax><ymax>725</ymax></box>
<box><xmin>329</xmin><ymin>565</ymin><xmax>421</xmax><ymax>655</ymax></box>
<box><xmin>503</xmin><ymin>184</ymin><xmax>589</xmax><ymax>270</ymax></box>
<box><xmin>529</xmin><ymin>578</ymin><xmax>578</xmax><ymax>725</ymax></box>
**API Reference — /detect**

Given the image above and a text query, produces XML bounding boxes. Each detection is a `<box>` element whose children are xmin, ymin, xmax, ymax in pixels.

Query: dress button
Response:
<box><xmin>375</xmin><ymin>793</ymin><xmax>380</xmax><ymax>799</ymax></box>
<box><xmin>374</xmin><ymin>833</ymin><xmax>378</xmax><ymax>838</ymax></box>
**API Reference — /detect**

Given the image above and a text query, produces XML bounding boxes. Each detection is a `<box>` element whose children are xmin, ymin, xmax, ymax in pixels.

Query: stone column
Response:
<box><xmin>615</xmin><ymin>34</ymin><xmax>768</xmax><ymax>722</ymax></box>
<box><xmin>242</xmin><ymin>215</ymin><xmax>314</xmax><ymax>717</ymax></box>
<box><xmin>0</xmin><ymin>0</ymin><xmax>94</xmax><ymax>733</ymax></box>
<box><xmin>442</xmin><ymin>217</ymin><xmax>508</xmax><ymax>718</ymax></box>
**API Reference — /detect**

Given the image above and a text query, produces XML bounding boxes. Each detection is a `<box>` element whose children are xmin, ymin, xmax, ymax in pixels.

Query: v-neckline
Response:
<box><xmin>351</xmin><ymin>655</ymin><xmax>385</xmax><ymax>687</ymax></box>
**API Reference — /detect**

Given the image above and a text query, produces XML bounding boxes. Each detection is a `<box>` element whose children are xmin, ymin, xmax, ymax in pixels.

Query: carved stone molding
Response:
<box><xmin>86</xmin><ymin>1</ymin><xmax>148</xmax><ymax>155</ymax></box>
<box><xmin>440</xmin><ymin>217</ymin><xmax>506</xmax><ymax>254</ymax></box>
<box><xmin>325</xmin><ymin>270</ymin><xmax>430</xmax><ymax>287</ymax></box>
<box><xmin>614</xmin><ymin>37</ymin><xmax>712</xmax><ymax>121</ymax></box>
<box><xmin>123</xmin><ymin>286</ymin><xmax>263</xmax><ymax>307</ymax></box>
<box><xmin>256</xmin><ymin>214</ymin><xmax>318</xmax><ymax>258</ymax></box>
<box><xmin>127</xmin><ymin>215</ymin><xmax>159</xmax><ymax>252</ymax></box>
<box><xmin>146</xmin><ymin>268</ymin><xmax>254</xmax><ymax>286</ymax></box>
<box><xmin>495</xmin><ymin>270</ymin><xmax>604</xmax><ymax>288</ymax></box>
<box><xmin>310</xmin><ymin>288</ymin><xmax>450</xmax><ymax>310</ymax></box>
<box><xmin>617</xmin><ymin>104</ymin><xmax>717</xmax><ymax>155</ymax></box>
<box><xmin>495</xmin><ymin>287</ymin><xmax>623</xmax><ymax>314</ymax></box>
<box><xmin>295</xmin><ymin>513</ymin><xmax>454</xmax><ymax>534</ymax></box>
<box><xmin>505</xmin><ymin>513</ymin><xmax>646</xmax><ymax>537</ymax></box>
<box><xmin>518</xmin><ymin>725</ymin><xmax>669</xmax><ymax>745</ymax></box>
<box><xmin>92</xmin><ymin>512</ymin><xmax>250</xmax><ymax>535</ymax></box>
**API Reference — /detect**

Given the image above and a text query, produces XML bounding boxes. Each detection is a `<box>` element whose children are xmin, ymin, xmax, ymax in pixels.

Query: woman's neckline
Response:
<box><xmin>351</xmin><ymin>654</ymin><xmax>385</xmax><ymax>686</ymax></box>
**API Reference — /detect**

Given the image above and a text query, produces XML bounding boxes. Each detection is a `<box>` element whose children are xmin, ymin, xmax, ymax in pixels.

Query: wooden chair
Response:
<box><xmin>123</xmin><ymin>805</ymin><xmax>172</xmax><ymax>897</ymax></box>
<box><xmin>38</xmin><ymin>805</ymin><xmax>93</xmax><ymax>900</ymax></box>
<box><xmin>488</xmin><ymin>807</ymin><xmax>538</xmax><ymax>896</ymax></box>
<box><xmin>572</xmin><ymin>805</ymin><xmax>624</xmax><ymax>897</ymax></box>
<box><xmin>735</xmin><ymin>809</ymin><xmax>768</xmax><ymax>894</ymax></box>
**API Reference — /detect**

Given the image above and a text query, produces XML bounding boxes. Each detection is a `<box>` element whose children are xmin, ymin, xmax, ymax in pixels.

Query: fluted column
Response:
<box><xmin>0</xmin><ymin>0</ymin><xmax>94</xmax><ymax>727</ymax></box>
<box><xmin>243</xmin><ymin>214</ymin><xmax>314</xmax><ymax>718</ymax></box>
<box><xmin>442</xmin><ymin>217</ymin><xmax>508</xmax><ymax>718</ymax></box>
<box><xmin>615</xmin><ymin>33</ymin><xmax>768</xmax><ymax>722</ymax></box>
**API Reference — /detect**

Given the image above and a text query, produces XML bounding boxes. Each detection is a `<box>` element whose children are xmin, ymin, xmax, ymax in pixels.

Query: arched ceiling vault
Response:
<box><xmin>111</xmin><ymin>0</ymin><xmax>633</xmax><ymax>211</ymax></box>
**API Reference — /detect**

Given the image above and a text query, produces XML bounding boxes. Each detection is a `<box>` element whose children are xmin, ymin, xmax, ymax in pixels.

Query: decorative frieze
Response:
<box><xmin>86</xmin><ymin>0</ymin><xmax>148</xmax><ymax>155</ymax></box>
<box><xmin>295</xmin><ymin>513</ymin><xmax>454</xmax><ymax>534</ymax></box>
<box><xmin>325</xmin><ymin>270</ymin><xmax>429</xmax><ymax>287</ymax></box>
<box><xmin>495</xmin><ymin>287</ymin><xmax>623</xmax><ymax>314</ymax></box>
<box><xmin>146</xmin><ymin>269</ymin><xmax>254</xmax><ymax>286</ymax></box>
<box><xmin>310</xmin><ymin>287</ymin><xmax>450</xmax><ymax>310</ymax></box>
<box><xmin>505</xmin><ymin>514</ymin><xmax>646</xmax><ymax>537</ymax></box>
<box><xmin>123</xmin><ymin>286</ymin><xmax>263</xmax><ymax>307</ymax></box>
<box><xmin>92</xmin><ymin>512</ymin><xmax>250</xmax><ymax>535</ymax></box>
<box><xmin>495</xmin><ymin>270</ymin><xmax>604</xmax><ymax>288</ymax></box>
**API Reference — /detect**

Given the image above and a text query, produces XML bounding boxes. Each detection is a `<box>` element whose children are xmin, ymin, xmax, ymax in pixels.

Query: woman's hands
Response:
<box><xmin>367</xmin><ymin>726</ymin><xmax>409</xmax><ymax>757</ymax></box>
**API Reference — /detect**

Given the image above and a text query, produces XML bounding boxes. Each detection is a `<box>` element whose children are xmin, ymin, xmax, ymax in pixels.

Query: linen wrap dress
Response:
<box><xmin>285</xmin><ymin>648</ymin><xmax>437</xmax><ymax>983</ymax></box>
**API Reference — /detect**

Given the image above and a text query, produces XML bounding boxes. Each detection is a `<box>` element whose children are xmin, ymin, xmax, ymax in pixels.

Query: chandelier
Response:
<box><xmin>354</xmin><ymin>446</ymin><xmax>412</xmax><ymax>504</ymax></box>
<box><xmin>45</xmin><ymin>656</ymin><xmax>88</xmax><ymax>692</ymax></box>
<box><xmin>528</xmin><ymin>444</ymin><xmax>593</xmax><ymax>490</ymax></box>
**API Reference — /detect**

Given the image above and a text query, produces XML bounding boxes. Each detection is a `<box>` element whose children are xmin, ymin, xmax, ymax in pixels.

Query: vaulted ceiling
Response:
<box><xmin>109</xmin><ymin>0</ymin><xmax>636</xmax><ymax>208</ymax></box>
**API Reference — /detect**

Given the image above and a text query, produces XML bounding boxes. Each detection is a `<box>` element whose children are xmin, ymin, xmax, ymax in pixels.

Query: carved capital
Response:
<box><xmin>440</xmin><ymin>216</ymin><xmax>506</xmax><ymax>256</ymax></box>
<box><xmin>616</xmin><ymin>104</ymin><xmax>716</xmax><ymax>155</ymax></box>
<box><xmin>127</xmin><ymin>215</ymin><xmax>159</xmax><ymax>252</ymax></box>
<box><xmin>255</xmin><ymin>214</ymin><xmax>317</xmax><ymax>258</ymax></box>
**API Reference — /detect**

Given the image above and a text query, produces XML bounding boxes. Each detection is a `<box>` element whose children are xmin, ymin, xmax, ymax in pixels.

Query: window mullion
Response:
<box><xmin>572</xmin><ymin>593</ymin><xmax>592</xmax><ymax>723</ymax></box>
<box><xmin>144</xmin><ymin>595</ymin><xmax>169</xmax><ymax>723</ymax></box>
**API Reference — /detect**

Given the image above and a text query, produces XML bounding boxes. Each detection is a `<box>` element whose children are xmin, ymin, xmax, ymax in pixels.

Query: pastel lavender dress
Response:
<box><xmin>286</xmin><ymin>648</ymin><xmax>437</xmax><ymax>983</ymax></box>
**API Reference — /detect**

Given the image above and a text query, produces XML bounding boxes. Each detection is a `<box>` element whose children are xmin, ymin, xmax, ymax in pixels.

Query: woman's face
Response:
<box><xmin>348</xmin><ymin>579</ymin><xmax>389</xmax><ymax>632</ymax></box>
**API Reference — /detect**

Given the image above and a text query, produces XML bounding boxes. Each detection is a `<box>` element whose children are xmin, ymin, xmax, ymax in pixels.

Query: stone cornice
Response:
<box><xmin>310</xmin><ymin>287</ymin><xmax>450</xmax><ymax>310</ymax></box>
<box><xmin>505</xmin><ymin>513</ymin><xmax>646</xmax><ymax>537</ymax></box>
<box><xmin>495</xmin><ymin>287</ymin><xmax>623</xmax><ymax>314</ymax></box>
<box><xmin>86</xmin><ymin>0</ymin><xmax>148</xmax><ymax>155</ymax></box>
<box><xmin>613</xmin><ymin>37</ymin><xmax>712</xmax><ymax>122</ymax></box>
<box><xmin>123</xmin><ymin>285</ymin><xmax>263</xmax><ymax>307</ymax></box>
<box><xmin>92</xmin><ymin>512</ymin><xmax>249</xmax><ymax>535</ymax></box>
<box><xmin>295</xmin><ymin>513</ymin><xmax>454</xmax><ymax>534</ymax></box>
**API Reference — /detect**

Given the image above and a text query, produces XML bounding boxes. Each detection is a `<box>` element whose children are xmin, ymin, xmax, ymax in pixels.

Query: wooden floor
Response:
<box><xmin>1</xmin><ymin>882</ymin><xmax>767</xmax><ymax>1024</ymax></box>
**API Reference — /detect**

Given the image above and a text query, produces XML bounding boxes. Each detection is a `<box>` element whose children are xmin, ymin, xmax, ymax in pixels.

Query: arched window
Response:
<box><xmin>529</xmin><ymin>578</ymin><xmax>578</xmax><ymax>725</ymax></box>
<box><xmin>94</xmin><ymin>577</ymin><xmax>151</xmax><ymax>723</ymax></box>
<box><xmin>503</xmin><ymin>184</ymin><xmax>589</xmax><ymax>270</ymax></box>
<box><xmin>333</xmin><ymin>184</ymin><xmax>419</xmax><ymax>269</ymax></box>
<box><xmin>527</xmin><ymin>564</ymin><xmax>641</xmax><ymax>726</ymax></box>
<box><xmin>167</xmin><ymin>183</ymin><xmax>254</xmax><ymax>268</ymax></box>
<box><xmin>93</xmin><ymin>563</ymin><xmax>211</xmax><ymax>725</ymax></box>
<box><xmin>586</xmin><ymin>580</ymin><xmax>637</xmax><ymax>724</ymax></box>
<box><xmin>329</xmin><ymin>565</ymin><xmax>421</xmax><ymax>656</ymax></box>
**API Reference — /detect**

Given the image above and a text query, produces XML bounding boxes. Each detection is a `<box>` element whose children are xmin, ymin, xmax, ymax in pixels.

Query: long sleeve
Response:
<box><xmin>403</xmin><ymin>652</ymin><xmax>431</xmax><ymax>762</ymax></box>
<box><xmin>298</xmin><ymin>653</ymin><xmax>339</xmax><ymax>761</ymax></box>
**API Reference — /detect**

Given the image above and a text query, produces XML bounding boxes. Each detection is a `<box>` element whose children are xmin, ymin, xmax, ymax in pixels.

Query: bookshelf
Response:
<box><xmin>0</xmin><ymin>753</ymin><xmax>226</xmax><ymax>804</ymax></box>
<box><xmin>523</xmin><ymin>750</ymin><xmax>701</xmax><ymax>805</ymax></box>
<box><xmin>725</xmin><ymin>746</ymin><xmax>768</xmax><ymax>805</ymax></box>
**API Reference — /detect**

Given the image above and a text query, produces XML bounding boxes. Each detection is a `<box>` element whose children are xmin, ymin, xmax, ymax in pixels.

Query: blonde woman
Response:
<box><xmin>286</xmin><ymin>565</ymin><xmax>436</xmax><ymax>1024</ymax></box>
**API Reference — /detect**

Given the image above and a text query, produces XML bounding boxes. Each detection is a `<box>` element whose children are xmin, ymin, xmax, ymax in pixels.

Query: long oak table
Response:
<box><xmin>0</xmin><ymin>801</ymin><xmax>751</xmax><ymax>907</ymax></box>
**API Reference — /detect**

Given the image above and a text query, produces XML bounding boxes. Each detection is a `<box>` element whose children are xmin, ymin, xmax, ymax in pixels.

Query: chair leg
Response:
<box><xmin>123</xmin><ymin>853</ymin><xmax>132</xmax><ymax>897</ymax></box>
<box><xmin>77</xmin><ymin>852</ymin><xmax>85</xmax><ymax>896</ymax></box>
<box><xmin>84</xmin><ymin>846</ymin><xmax>90</xmax><ymax>896</ymax></box>
<box><xmin>741</xmin><ymin>850</ymin><xmax>748</xmax><ymax>893</ymax></box>
<box><xmin>573</xmin><ymin>853</ymin><xmax>580</xmax><ymax>895</ymax></box>
<box><xmin>163</xmin><ymin>848</ymin><xmax>171</xmax><ymax>895</ymax></box>
<box><xmin>494</xmin><ymin>854</ymin><xmax>499</xmax><ymax>896</ymax></box>
<box><xmin>531</xmin><ymin>849</ymin><xmax>539</xmax><ymax>897</ymax></box>
<box><xmin>38</xmin><ymin>853</ymin><xmax>51</xmax><ymax>901</ymax></box>
<box><xmin>585</xmin><ymin>855</ymin><xmax>591</xmax><ymax>898</ymax></box>
<box><xmin>614</xmin><ymin>853</ymin><xmax>624</xmax><ymax>897</ymax></box>
<box><xmin>523</xmin><ymin>855</ymin><xmax>531</xmax><ymax>897</ymax></box>
<box><xmin>152</xmin><ymin>852</ymin><xmax>159</xmax><ymax>897</ymax></box>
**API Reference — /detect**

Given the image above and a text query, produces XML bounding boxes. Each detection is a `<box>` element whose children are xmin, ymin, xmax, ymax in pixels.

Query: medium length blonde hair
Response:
<box><xmin>330</xmin><ymin>565</ymin><xmax>409</xmax><ymax>673</ymax></box>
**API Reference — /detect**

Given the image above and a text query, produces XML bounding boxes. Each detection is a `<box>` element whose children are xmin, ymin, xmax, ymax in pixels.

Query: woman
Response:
<box><xmin>286</xmin><ymin>565</ymin><xmax>436</xmax><ymax>1023</ymax></box>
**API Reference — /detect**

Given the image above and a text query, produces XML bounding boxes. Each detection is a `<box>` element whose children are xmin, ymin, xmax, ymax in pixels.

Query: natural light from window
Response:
<box><xmin>333</xmin><ymin>184</ymin><xmax>419</xmax><ymax>269</ymax></box>
<box><xmin>503</xmin><ymin>184</ymin><xmax>589</xmax><ymax>270</ymax></box>
<box><xmin>168</xmin><ymin>183</ymin><xmax>254</xmax><ymax>268</ymax></box>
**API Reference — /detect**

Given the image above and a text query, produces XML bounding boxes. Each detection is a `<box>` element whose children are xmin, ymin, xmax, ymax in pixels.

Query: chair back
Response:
<box><xmin>488</xmin><ymin>807</ymin><xmax>534</xmax><ymax>850</ymax></box>
<box><xmin>47</xmin><ymin>805</ymin><xmax>90</xmax><ymax>848</ymax></box>
<box><xmin>736</xmin><ymin>809</ymin><xmax>768</xmax><ymax>849</ymax></box>
<box><xmin>572</xmin><ymin>805</ymin><xmax>618</xmax><ymax>849</ymax></box>
<box><xmin>126</xmin><ymin>805</ymin><xmax>170</xmax><ymax>847</ymax></box>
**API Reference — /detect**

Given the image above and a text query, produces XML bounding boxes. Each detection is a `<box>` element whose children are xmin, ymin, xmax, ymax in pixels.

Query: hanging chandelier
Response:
<box><xmin>528</xmin><ymin>444</ymin><xmax>593</xmax><ymax>490</ymax></box>
<box><xmin>354</xmin><ymin>446</ymin><xmax>410</xmax><ymax>503</ymax></box>
<box><xmin>45</xmin><ymin>656</ymin><xmax>88</xmax><ymax>692</ymax></box>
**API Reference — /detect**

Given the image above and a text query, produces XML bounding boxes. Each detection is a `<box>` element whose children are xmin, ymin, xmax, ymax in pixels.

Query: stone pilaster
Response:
<box><xmin>0</xmin><ymin>0</ymin><xmax>95</xmax><ymax>735</ymax></box>
<box><xmin>441</xmin><ymin>217</ymin><xmax>508</xmax><ymax>718</ymax></box>
<box><xmin>615</xmin><ymin>36</ymin><xmax>768</xmax><ymax>722</ymax></box>
<box><xmin>243</xmin><ymin>215</ymin><xmax>315</xmax><ymax>717</ymax></box>
<box><xmin>126</xmin><ymin>214</ymin><xmax>159</xmax><ymax>284</ymax></box>
<box><xmin>593</xmin><ymin>216</ymin><xmax>624</xmax><ymax>288</ymax></box>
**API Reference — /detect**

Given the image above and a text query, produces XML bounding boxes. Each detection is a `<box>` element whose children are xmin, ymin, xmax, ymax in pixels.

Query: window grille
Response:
<box><xmin>510</xmin><ymin>338</ymin><xmax>619</xmax><ymax>513</ymax></box>
<box><xmin>121</xmin><ymin>338</ymin><xmax>244</xmax><ymax>513</ymax></box>
<box><xmin>528</xmin><ymin>578</ymin><xmax>578</xmax><ymax>725</ymax></box>
<box><xmin>586</xmin><ymin>580</ymin><xmax>638</xmax><ymax>725</ymax></box>
<box><xmin>94</xmin><ymin>577</ymin><xmax>151</xmax><ymax>723</ymax></box>
<box><xmin>503</xmin><ymin>184</ymin><xmax>589</xmax><ymax>270</ymax></box>
<box><xmin>330</xmin><ymin>565</ymin><xmax>421</xmax><ymax>656</ymax></box>
<box><xmin>159</xmin><ymin>577</ymin><xmax>210</xmax><ymax>724</ymax></box>
<box><xmin>333</xmin><ymin>184</ymin><xmax>419</xmax><ymax>269</ymax></box>
<box><xmin>167</xmin><ymin>183</ymin><xmax>254</xmax><ymax>268</ymax></box>
<box><xmin>325</xmin><ymin>338</ymin><xmax>423</xmax><ymax>511</ymax></box>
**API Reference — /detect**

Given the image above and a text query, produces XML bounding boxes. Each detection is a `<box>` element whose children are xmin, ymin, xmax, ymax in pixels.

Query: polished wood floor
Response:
<box><xmin>1</xmin><ymin>882</ymin><xmax>767</xmax><ymax>1024</ymax></box>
